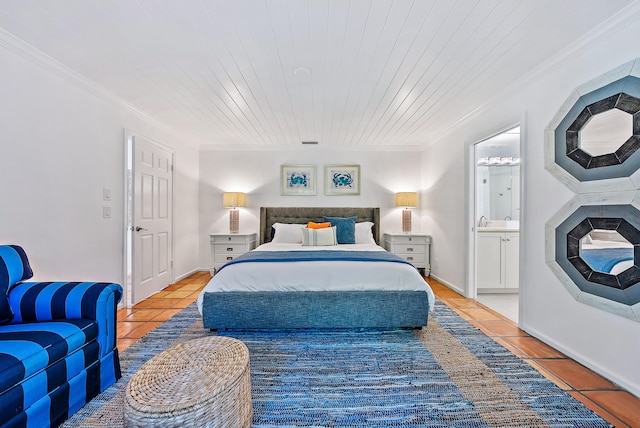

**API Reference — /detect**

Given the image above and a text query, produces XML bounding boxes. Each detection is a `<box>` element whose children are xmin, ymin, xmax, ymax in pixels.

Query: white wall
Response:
<box><xmin>422</xmin><ymin>19</ymin><xmax>640</xmax><ymax>395</ymax></box>
<box><xmin>172</xmin><ymin>145</ymin><xmax>201</xmax><ymax>280</ymax></box>
<box><xmin>0</xmin><ymin>44</ymin><xmax>201</xmax><ymax>285</ymax></box>
<box><xmin>199</xmin><ymin>147</ymin><xmax>423</xmax><ymax>268</ymax></box>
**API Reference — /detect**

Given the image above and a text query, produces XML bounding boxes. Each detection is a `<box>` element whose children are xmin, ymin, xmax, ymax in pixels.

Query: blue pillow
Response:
<box><xmin>0</xmin><ymin>245</ymin><xmax>33</xmax><ymax>325</ymax></box>
<box><xmin>323</xmin><ymin>216</ymin><xmax>357</xmax><ymax>244</ymax></box>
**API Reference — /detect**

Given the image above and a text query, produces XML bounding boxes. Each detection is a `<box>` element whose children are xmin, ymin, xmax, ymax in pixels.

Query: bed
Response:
<box><xmin>197</xmin><ymin>207</ymin><xmax>434</xmax><ymax>329</ymax></box>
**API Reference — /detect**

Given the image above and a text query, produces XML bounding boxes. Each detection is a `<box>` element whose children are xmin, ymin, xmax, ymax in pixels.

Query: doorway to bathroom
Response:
<box><xmin>471</xmin><ymin>125</ymin><xmax>521</xmax><ymax>322</ymax></box>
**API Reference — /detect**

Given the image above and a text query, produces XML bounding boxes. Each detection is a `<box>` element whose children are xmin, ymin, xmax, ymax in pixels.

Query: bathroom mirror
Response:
<box><xmin>477</xmin><ymin>165</ymin><xmax>520</xmax><ymax>220</ymax></box>
<box><xmin>476</xmin><ymin>126</ymin><xmax>520</xmax><ymax>222</ymax></box>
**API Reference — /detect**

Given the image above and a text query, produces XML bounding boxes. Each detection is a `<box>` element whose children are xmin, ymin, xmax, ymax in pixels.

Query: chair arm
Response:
<box><xmin>9</xmin><ymin>281</ymin><xmax>123</xmax><ymax>356</ymax></box>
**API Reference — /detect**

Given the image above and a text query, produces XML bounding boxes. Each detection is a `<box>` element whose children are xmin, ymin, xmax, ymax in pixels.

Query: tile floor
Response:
<box><xmin>476</xmin><ymin>292</ymin><xmax>519</xmax><ymax>323</ymax></box>
<box><xmin>116</xmin><ymin>273</ymin><xmax>640</xmax><ymax>427</ymax></box>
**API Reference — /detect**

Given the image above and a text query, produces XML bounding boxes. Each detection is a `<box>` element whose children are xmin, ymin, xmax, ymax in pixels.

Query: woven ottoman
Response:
<box><xmin>124</xmin><ymin>336</ymin><xmax>252</xmax><ymax>428</ymax></box>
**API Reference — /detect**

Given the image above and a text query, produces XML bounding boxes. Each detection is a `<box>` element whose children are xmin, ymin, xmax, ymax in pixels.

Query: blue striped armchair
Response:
<box><xmin>0</xmin><ymin>245</ymin><xmax>122</xmax><ymax>428</ymax></box>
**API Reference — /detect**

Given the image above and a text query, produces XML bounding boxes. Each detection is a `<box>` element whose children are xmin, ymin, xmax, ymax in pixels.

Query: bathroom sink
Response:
<box><xmin>478</xmin><ymin>227</ymin><xmax>519</xmax><ymax>232</ymax></box>
<box><xmin>477</xmin><ymin>220</ymin><xmax>519</xmax><ymax>232</ymax></box>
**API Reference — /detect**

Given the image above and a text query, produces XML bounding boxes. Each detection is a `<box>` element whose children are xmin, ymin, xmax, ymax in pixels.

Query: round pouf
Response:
<box><xmin>124</xmin><ymin>336</ymin><xmax>252</xmax><ymax>428</ymax></box>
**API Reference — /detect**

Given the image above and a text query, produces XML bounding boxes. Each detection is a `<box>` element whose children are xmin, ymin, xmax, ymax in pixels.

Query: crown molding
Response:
<box><xmin>0</xmin><ymin>27</ymin><xmax>195</xmax><ymax>147</ymax></box>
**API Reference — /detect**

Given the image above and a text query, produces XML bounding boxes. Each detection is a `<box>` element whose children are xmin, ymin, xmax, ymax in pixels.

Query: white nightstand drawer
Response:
<box><xmin>213</xmin><ymin>243</ymin><xmax>249</xmax><ymax>254</ymax></box>
<box><xmin>386</xmin><ymin>235</ymin><xmax>428</xmax><ymax>245</ymax></box>
<box><xmin>396</xmin><ymin>253</ymin><xmax>426</xmax><ymax>264</ymax></box>
<box><xmin>210</xmin><ymin>234</ymin><xmax>256</xmax><ymax>244</ymax></box>
<box><xmin>215</xmin><ymin>254</ymin><xmax>241</xmax><ymax>264</ymax></box>
<box><xmin>392</xmin><ymin>244</ymin><xmax>426</xmax><ymax>254</ymax></box>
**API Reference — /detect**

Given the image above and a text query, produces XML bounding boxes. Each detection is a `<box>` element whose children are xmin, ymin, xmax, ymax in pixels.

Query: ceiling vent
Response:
<box><xmin>301</xmin><ymin>141</ymin><xmax>318</xmax><ymax>145</ymax></box>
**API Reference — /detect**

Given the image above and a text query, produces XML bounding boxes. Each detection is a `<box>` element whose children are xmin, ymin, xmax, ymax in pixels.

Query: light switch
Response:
<box><xmin>103</xmin><ymin>188</ymin><xmax>111</xmax><ymax>201</ymax></box>
<box><xmin>103</xmin><ymin>206</ymin><xmax>111</xmax><ymax>218</ymax></box>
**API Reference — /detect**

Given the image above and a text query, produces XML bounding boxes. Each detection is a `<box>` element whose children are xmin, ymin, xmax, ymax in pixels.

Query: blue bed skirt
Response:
<box><xmin>201</xmin><ymin>290</ymin><xmax>430</xmax><ymax>329</ymax></box>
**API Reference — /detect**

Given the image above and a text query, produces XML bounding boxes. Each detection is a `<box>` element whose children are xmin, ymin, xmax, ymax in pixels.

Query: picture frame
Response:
<box><xmin>325</xmin><ymin>164</ymin><xmax>360</xmax><ymax>195</ymax></box>
<box><xmin>281</xmin><ymin>164</ymin><xmax>316</xmax><ymax>195</ymax></box>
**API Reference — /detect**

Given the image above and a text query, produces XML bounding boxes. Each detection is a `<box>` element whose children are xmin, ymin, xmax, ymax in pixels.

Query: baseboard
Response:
<box><xmin>428</xmin><ymin>274</ymin><xmax>465</xmax><ymax>296</ymax></box>
<box><xmin>522</xmin><ymin>324</ymin><xmax>640</xmax><ymax>398</ymax></box>
<box><xmin>175</xmin><ymin>268</ymin><xmax>207</xmax><ymax>282</ymax></box>
<box><xmin>478</xmin><ymin>288</ymin><xmax>519</xmax><ymax>294</ymax></box>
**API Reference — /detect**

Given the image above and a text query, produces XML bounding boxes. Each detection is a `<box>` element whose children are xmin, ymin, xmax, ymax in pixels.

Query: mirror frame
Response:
<box><xmin>546</xmin><ymin>195</ymin><xmax>640</xmax><ymax>321</ymax></box>
<box><xmin>564</xmin><ymin>213</ymin><xmax>640</xmax><ymax>293</ymax></box>
<box><xmin>545</xmin><ymin>60</ymin><xmax>640</xmax><ymax>194</ymax></box>
<box><xmin>566</xmin><ymin>93</ymin><xmax>640</xmax><ymax>169</ymax></box>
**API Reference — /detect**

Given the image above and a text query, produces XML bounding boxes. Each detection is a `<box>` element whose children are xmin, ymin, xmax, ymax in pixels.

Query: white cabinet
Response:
<box><xmin>210</xmin><ymin>233</ymin><xmax>257</xmax><ymax>275</ymax></box>
<box><xmin>383</xmin><ymin>233</ymin><xmax>431</xmax><ymax>276</ymax></box>
<box><xmin>476</xmin><ymin>231</ymin><xmax>519</xmax><ymax>291</ymax></box>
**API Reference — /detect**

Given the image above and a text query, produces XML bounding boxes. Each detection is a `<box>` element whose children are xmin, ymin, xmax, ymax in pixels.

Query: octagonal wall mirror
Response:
<box><xmin>554</xmin><ymin>204</ymin><xmax>640</xmax><ymax>310</ymax></box>
<box><xmin>565</xmin><ymin>91</ymin><xmax>640</xmax><ymax>170</ymax></box>
<box><xmin>567</xmin><ymin>217</ymin><xmax>639</xmax><ymax>290</ymax></box>
<box><xmin>545</xmin><ymin>59</ymin><xmax>640</xmax><ymax>193</ymax></box>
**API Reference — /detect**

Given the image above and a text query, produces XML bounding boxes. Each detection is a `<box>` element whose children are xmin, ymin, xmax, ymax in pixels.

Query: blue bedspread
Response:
<box><xmin>580</xmin><ymin>247</ymin><xmax>634</xmax><ymax>273</ymax></box>
<box><xmin>218</xmin><ymin>250</ymin><xmax>414</xmax><ymax>273</ymax></box>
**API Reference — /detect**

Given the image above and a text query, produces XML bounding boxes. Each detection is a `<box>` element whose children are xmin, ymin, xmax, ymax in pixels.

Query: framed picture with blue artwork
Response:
<box><xmin>281</xmin><ymin>164</ymin><xmax>316</xmax><ymax>195</ymax></box>
<box><xmin>325</xmin><ymin>164</ymin><xmax>360</xmax><ymax>195</ymax></box>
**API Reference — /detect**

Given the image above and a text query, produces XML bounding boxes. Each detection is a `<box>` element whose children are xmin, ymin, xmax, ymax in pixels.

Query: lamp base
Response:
<box><xmin>402</xmin><ymin>209</ymin><xmax>412</xmax><ymax>233</ymax></box>
<box><xmin>229</xmin><ymin>209</ymin><xmax>239</xmax><ymax>233</ymax></box>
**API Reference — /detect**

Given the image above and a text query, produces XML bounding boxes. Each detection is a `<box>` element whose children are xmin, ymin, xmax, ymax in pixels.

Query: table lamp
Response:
<box><xmin>223</xmin><ymin>192</ymin><xmax>246</xmax><ymax>233</ymax></box>
<box><xmin>395</xmin><ymin>192</ymin><xmax>418</xmax><ymax>233</ymax></box>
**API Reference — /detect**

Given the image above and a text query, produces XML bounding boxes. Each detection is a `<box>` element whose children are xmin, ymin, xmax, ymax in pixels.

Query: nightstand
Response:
<box><xmin>383</xmin><ymin>233</ymin><xmax>431</xmax><ymax>276</ymax></box>
<box><xmin>209</xmin><ymin>232</ymin><xmax>257</xmax><ymax>275</ymax></box>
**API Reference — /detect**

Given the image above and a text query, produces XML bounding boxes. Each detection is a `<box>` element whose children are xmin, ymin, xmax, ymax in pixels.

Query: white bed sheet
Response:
<box><xmin>197</xmin><ymin>242</ymin><xmax>435</xmax><ymax>315</ymax></box>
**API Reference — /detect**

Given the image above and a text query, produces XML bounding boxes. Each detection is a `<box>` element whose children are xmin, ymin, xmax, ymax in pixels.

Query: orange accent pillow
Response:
<box><xmin>307</xmin><ymin>221</ymin><xmax>332</xmax><ymax>229</ymax></box>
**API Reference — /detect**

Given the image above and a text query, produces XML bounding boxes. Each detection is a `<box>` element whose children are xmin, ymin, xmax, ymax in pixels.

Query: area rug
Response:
<box><xmin>62</xmin><ymin>301</ymin><xmax>611</xmax><ymax>427</ymax></box>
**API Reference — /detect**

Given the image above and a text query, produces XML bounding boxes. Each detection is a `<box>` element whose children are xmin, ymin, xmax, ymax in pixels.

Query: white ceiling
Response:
<box><xmin>0</xmin><ymin>0</ymin><xmax>636</xmax><ymax>149</ymax></box>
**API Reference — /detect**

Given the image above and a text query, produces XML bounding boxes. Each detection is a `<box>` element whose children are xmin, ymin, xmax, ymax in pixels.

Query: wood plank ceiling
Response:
<box><xmin>0</xmin><ymin>0</ymin><xmax>635</xmax><ymax>148</ymax></box>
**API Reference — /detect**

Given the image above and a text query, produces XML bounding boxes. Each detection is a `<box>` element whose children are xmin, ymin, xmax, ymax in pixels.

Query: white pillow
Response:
<box><xmin>302</xmin><ymin>226</ymin><xmax>338</xmax><ymax>246</ymax></box>
<box><xmin>271</xmin><ymin>223</ymin><xmax>305</xmax><ymax>243</ymax></box>
<box><xmin>355</xmin><ymin>221</ymin><xmax>376</xmax><ymax>244</ymax></box>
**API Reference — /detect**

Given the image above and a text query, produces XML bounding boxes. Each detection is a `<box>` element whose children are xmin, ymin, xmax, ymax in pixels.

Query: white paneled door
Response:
<box><xmin>132</xmin><ymin>136</ymin><xmax>173</xmax><ymax>304</ymax></box>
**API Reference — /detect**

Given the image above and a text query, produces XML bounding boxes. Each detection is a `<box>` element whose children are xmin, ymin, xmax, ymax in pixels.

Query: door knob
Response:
<box><xmin>135</xmin><ymin>226</ymin><xmax>147</xmax><ymax>232</ymax></box>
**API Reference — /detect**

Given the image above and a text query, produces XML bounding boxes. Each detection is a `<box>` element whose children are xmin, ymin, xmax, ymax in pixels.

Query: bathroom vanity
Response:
<box><xmin>477</xmin><ymin>221</ymin><xmax>519</xmax><ymax>292</ymax></box>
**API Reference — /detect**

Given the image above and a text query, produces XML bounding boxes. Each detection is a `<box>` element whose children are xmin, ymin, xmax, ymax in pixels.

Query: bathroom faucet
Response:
<box><xmin>504</xmin><ymin>216</ymin><xmax>511</xmax><ymax>220</ymax></box>
<box><xmin>479</xmin><ymin>216</ymin><xmax>487</xmax><ymax>227</ymax></box>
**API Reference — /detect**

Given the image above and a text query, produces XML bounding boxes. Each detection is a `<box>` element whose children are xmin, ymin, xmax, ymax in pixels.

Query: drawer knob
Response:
<box><xmin>226</xmin><ymin>256</ymin><xmax>233</xmax><ymax>261</ymax></box>
<box><xmin>227</xmin><ymin>247</ymin><xmax>233</xmax><ymax>251</ymax></box>
<box><xmin>407</xmin><ymin>256</ymin><xmax>414</xmax><ymax>261</ymax></box>
<box><xmin>407</xmin><ymin>247</ymin><xmax>413</xmax><ymax>251</ymax></box>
